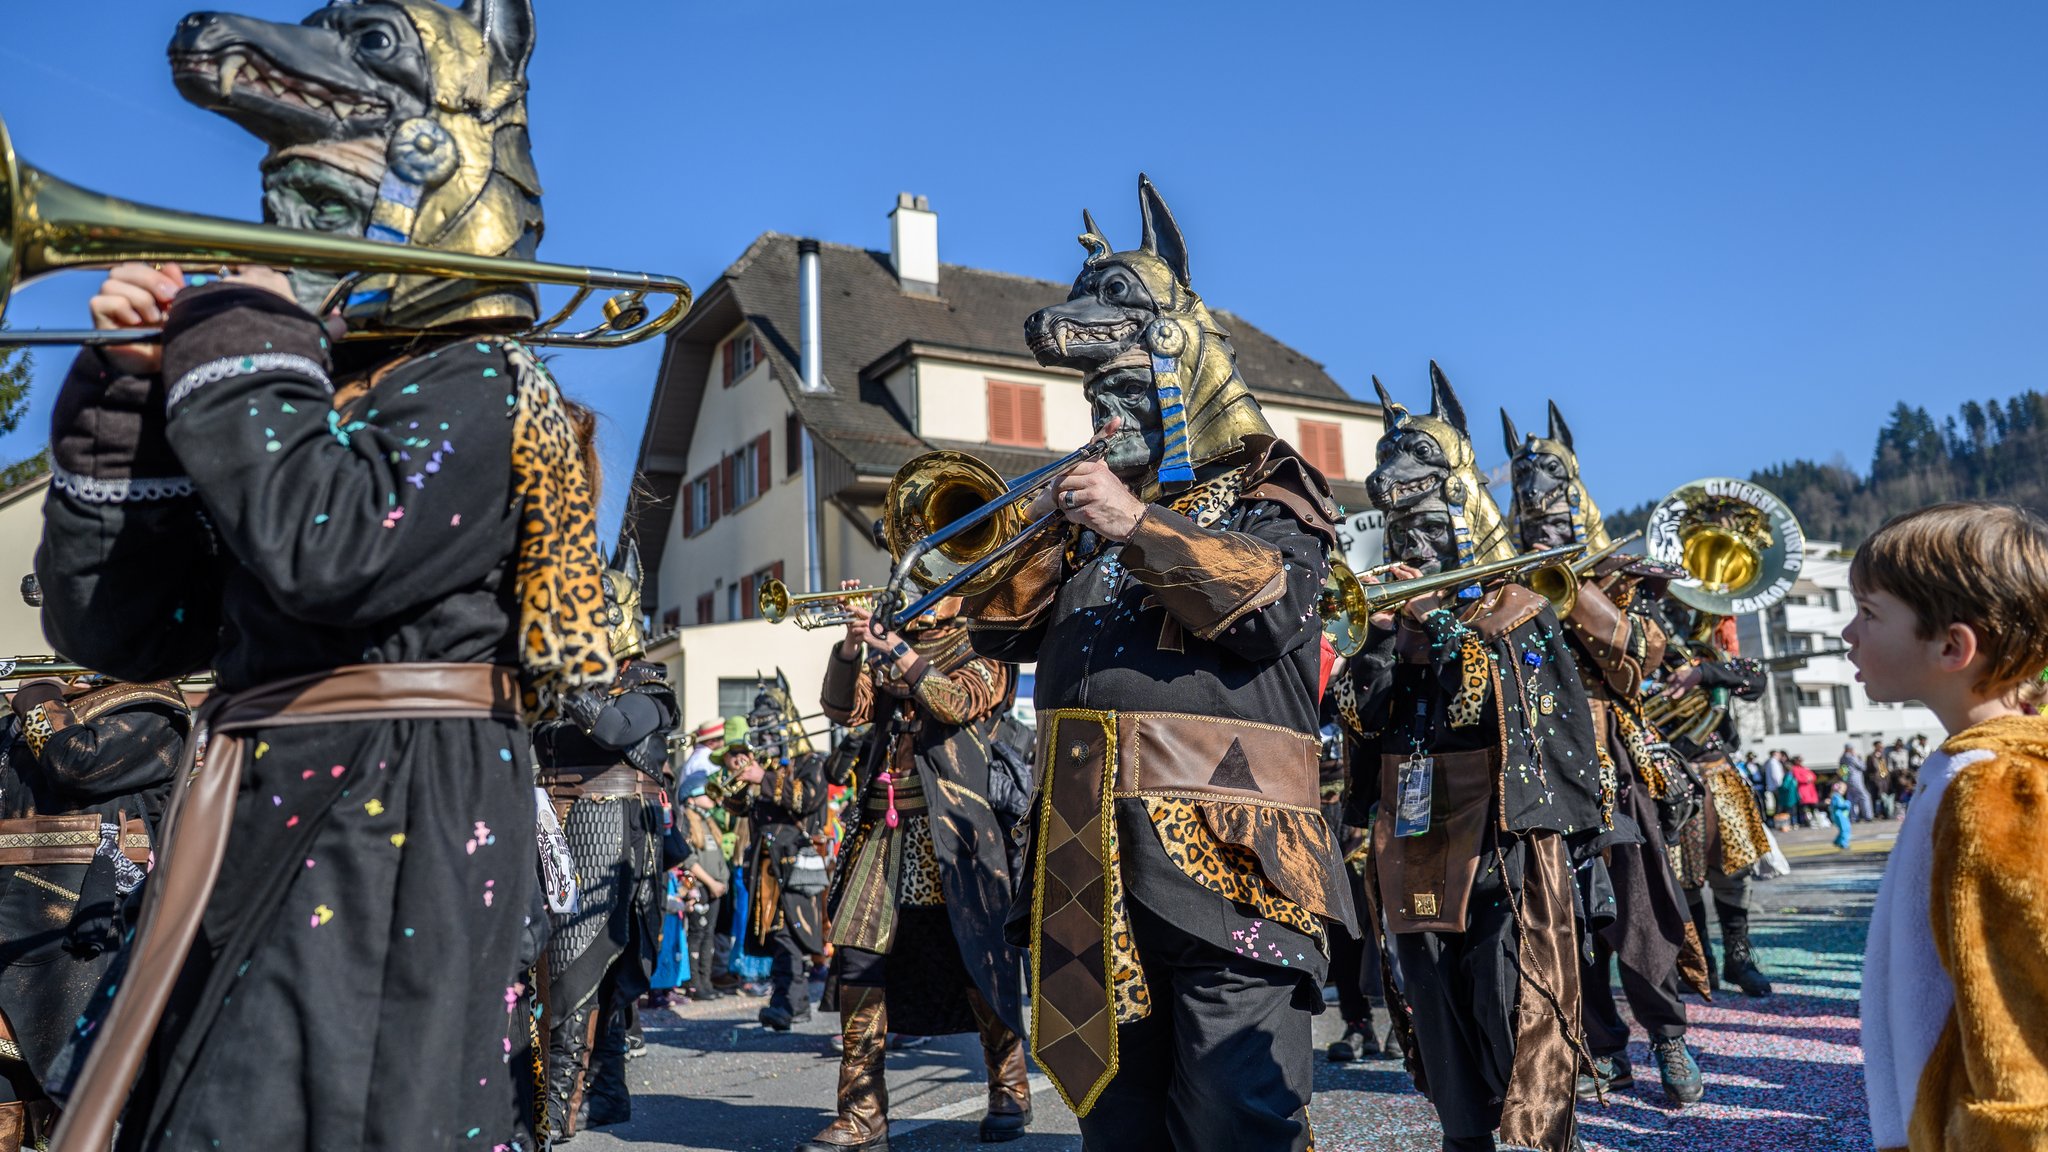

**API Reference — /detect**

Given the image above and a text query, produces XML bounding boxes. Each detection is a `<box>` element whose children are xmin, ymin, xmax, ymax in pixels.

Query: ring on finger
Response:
<box><xmin>1062</xmin><ymin>490</ymin><xmax>1077</xmax><ymax>510</ymax></box>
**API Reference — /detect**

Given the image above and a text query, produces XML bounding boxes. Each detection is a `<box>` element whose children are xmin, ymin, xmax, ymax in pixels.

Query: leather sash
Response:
<box><xmin>53</xmin><ymin>663</ymin><xmax>520</xmax><ymax>1152</ymax></box>
<box><xmin>541</xmin><ymin>763</ymin><xmax>666</xmax><ymax>802</ymax></box>
<box><xmin>0</xmin><ymin>814</ymin><xmax>151</xmax><ymax>866</ymax></box>
<box><xmin>1028</xmin><ymin>708</ymin><xmax>1319</xmax><ymax>1117</ymax></box>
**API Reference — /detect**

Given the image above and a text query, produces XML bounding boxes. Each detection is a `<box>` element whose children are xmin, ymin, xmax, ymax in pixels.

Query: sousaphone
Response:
<box><xmin>1644</xmin><ymin>477</ymin><xmax>1805</xmax><ymax>618</ymax></box>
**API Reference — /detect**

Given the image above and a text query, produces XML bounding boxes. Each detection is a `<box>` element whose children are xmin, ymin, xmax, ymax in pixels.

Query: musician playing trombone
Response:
<box><xmin>961</xmin><ymin>182</ymin><xmax>1355</xmax><ymax>1152</ymax></box>
<box><xmin>32</xmin><ymin>5</ymin><xmax>621</xmax><ymax>1149</ymax></box>
<box><xmin>796</xmin><ymin>576</ymin><xmax>1027</xmax><ymax>1152</ymax></box>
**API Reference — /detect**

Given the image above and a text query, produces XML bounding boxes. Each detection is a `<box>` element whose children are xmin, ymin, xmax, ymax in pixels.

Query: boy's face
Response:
<box><xmin>1843</xmin><ymin>587</ymin><xmax>1943</xmax><ymax>704</ymax></box>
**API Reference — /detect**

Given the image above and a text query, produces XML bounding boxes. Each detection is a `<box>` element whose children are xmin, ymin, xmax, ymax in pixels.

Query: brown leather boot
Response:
<box><xmin>794</xmin><ymin>984</ymin><xmax>888</xmax><ymax>1152</ymax></box>
<box><xmin>0</xmin><ymin>1101</ymin><xmax>25</xmax><ymax>1152</ymax></box>
<box><xmin>967</xmin><ymin>990</ymin><xmax>1031</xmax><ymax>1143</ymax></box>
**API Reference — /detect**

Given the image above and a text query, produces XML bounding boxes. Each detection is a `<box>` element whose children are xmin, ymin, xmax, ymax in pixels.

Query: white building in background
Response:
<box><xmin>1733</xmin><ymin>541</ymin><xmax>1941</xmax><ymax>762</ymax></box>
<box><xmin>0</xmin><ymin>472</ymin><xmax>49</xmax><ymax>655</ymax></box>
<box><xmin>621</xmin><ymin>195</ymin><xmax>1384</xmax><ymax>728</ymax></box>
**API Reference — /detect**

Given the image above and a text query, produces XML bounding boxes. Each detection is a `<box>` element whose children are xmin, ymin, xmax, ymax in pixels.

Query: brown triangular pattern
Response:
<box><xmin>1207</xmin><ymin>737</ymin><xmax>1261</xmax><ymax>793</ymax></box>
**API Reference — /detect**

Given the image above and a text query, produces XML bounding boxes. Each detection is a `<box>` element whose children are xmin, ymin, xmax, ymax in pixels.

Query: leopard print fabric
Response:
<box><xmin>1140</xmin><ymin>797</ymin><xmax>1325</xmax><ymax>946</ymax></box>
<box><xmin>1613</xmin><ymin>707</ymin><xmax>1672</xmax><ymax>799</ymax></box>
<box><xmin>504</xmin><ymin>340</ymin><xmax>616</xmax><ymax>719</ymax></box>
<box><xmin>898</xmin><ymin>813</ymin><xmax>945</xmax><ymax>907</ymax></box>
<box><xmin>1449</xmin><ymin>631</ymin><xmax>1489</xmax><ymax>728</ymax></box>
<box><xmin>1166</xmin><ymin>466</ymin><xmax>1247</xmax><ymax>529</ymax></box>
<box><xmin>1106</xmin><ymin>811</ymin><xmax>1152</xmax><ymax>1024</ymax></box>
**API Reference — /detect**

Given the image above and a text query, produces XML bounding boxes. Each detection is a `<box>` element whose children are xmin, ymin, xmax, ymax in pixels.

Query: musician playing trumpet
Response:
<box><xmin>795</xmin><ymin>576</ymin><xmax>1026</xmax><ymax>1152</ymax></box>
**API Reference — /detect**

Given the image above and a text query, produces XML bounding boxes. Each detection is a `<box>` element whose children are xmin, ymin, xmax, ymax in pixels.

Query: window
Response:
<box><xmin>718</xmin><ymin>677</ymin><xmax>761</xmax><ymax>718</ymax></box>
<box><xmin>721</xmin><ymin>332</ymin><xmax>761</xmax><ymax>388</ymax></box>
<box><xmin>660</xmin><ymin>606</ymin><xmax>682</xmax><ymax>631</ymax></box>
<box><xmin>694</xmin><ymin>594</ymin><xmax>713</xmax><ymax>626</ymax></box>
<box><xmin>722</xmin><ymin>433</ymin><xmax>772</xmax><ymax>511</ymax></box>
<box><xmin>683</xmin><ymin>468</ymin><xmax>720</xmax><ymax>537</ymax></box>
<box><xmin>786</xmin><ymin>411</ymin><xmax>805</xmax><ymax>477</ymax></box>
<box><xmin>1796</xmin><ymin>687</ymin><xmax>1826</xmax><ymax>708</ymax></box>
<box><xmin>986</xmin><ymin>380</ymin><xmax>1046</xmax><ymax>448</ymax></box>
<box><xmin>1298</xmin><ymin>419</ymin><xmax>1346</xmax><ymax>479</ymax></box>
<box><xmin>726</xmin><ymin>584</ymin><xmax>741</xmax><ymax>621</ymax></box>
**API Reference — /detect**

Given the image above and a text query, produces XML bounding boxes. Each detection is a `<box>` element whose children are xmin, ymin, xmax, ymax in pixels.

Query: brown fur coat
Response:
<box><xmin>1909</xmin><ymin>714</ymin><xmax>2048</xmax><ymax>1151</ymax></box>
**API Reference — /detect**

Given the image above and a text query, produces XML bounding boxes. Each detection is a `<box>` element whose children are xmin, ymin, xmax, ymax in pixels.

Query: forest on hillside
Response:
<box><xmin>1610</xmin><ymin>389</ymin><xmax>2048</xmax><ymax>549</ymax></box>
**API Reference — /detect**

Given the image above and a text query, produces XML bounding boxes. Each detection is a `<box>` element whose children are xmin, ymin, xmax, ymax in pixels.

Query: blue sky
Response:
<box><xmin>3</xmin><ymin>2</ymin><xmax>2043</xmax><ymax>537</ymax></box>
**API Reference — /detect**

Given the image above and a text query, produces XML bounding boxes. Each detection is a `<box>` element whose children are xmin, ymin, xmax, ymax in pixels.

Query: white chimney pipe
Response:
<box><xmin>797</xmin><ymin>239</ymin><xmax>826</xmax><ymax>592</ymax></box>
<box><xmin>888</xmin><ymin>192</ymin><xmax>939</xmax><ymax>295</ymax></box>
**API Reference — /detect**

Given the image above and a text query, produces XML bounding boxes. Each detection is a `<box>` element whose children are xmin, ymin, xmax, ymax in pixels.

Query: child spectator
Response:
<box><xmin>1850</xmin><ymin>502</ymin><xmax>2048</xmax><ymax>1152</ymax></box>
<box><xmin>1828</xmin><ymin>780</ymin><xmax>1854</xmax><ymax>850</ymax></box>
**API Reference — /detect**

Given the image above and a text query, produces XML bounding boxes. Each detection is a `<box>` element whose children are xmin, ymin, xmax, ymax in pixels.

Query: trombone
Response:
<box><xmin>1319</xmin><ymin>544</ymin><xmax>1586</xmax><ymax>656</ymax></box>
<box><xmin>757</xmin><ymin>579</ymin><xmax>882</xmax><ymax>630</ymax></box>
<box><xmin>874</xmin><ymin>440</ymin><xmax>1111</xmax><ymax>632</ymax></box>
<box><xmin>0</xmin><ymin>113</ymin><xmax>690</xmax><ymax>349</ymax></box>
<box><xmin>1523</xmin><ymin>531</ymin><xmax>1643</xmax><ymax>617</ymax></box>
<box><xmin>0</xmin><ymin>656</ymin><xmax>213</xmax><ymax>688</ymax></box>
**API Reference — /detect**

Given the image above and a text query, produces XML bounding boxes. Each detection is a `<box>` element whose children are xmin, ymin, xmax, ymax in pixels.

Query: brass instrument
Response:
<box><xmin>705</xmin><ymin>670</ymin><xmax>815</xmax><ymax>806</ymax></box>
<box><xmin>0</xmin><ymin>114</ymin><xmax>690</xmax><ymax>349</ymax></box>
<box><xmin>876</xmin><ymin>440</ymin><xmax>1111</xmax><ymax>630</ymax></box>
<box><xmin>1524</xmin><ymin>530</ymin><xmax>1643</xmax><ymax>617</ymax></box>
<box><xmin>1643</xmin><ymin>478</ymin><xmax>1805</xmax><ymax>619</ymax></box>
<box><xmin>757</xmin><ymin>579</ymin><xmax>883</xmax><ymax>630</ymax></box>
<box><xmin>1319</xmin><ymin>544</ymin><xmax>1586</xmax><ymax>656</ymax></box>
<box><xmin>0</xmin><ymin>655</ymin><xmax>213</xmax><ymax>688</ymax></box>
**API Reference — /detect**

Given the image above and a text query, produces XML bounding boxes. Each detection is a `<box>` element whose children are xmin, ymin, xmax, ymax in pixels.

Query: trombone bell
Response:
<box><xmin>1681</xmin><ymin>526</ymin><xmax>1759</xmax><ymax>594</ymax></box>
<box><xmin>0</xmin><ymin>112</ymin><xmax>690</xmax><ymax>349</ymax></box>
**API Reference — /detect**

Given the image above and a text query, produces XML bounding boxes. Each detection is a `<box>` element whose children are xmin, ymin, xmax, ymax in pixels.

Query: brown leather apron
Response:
<box><xmin>52</xmin><ymin>663</ymin><xmax>520</xmax><ymax>1152</ymax></box>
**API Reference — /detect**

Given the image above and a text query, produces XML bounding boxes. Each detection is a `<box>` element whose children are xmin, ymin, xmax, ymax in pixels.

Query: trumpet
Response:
<box><xmin>1319</xmin><ymin>544</ymin><xmax>1588</xmax><ymax>656</ymax></box>
<box><xmin>0</xmin><ymin>656</ymin><xmax>213</xmax><ymax>688</ymax></box>
<box><xmin>875</xmin><ymin>440</ymin><xmax>1111</xmax><ymax>631</ymax></box>
<box><xmin>0</xmin><ymin>114</ymin><xmax>689</xmax><ymax>349</ymax></box>
<box><xmin>1523</xmin><ymin>531</ymin><xmax>1643</xmax><ymax>618</ymax></box>
<box><xmin>758</xmin><ymin>579</ymin><xmax>882</xmax><ymax>630</ymax></box>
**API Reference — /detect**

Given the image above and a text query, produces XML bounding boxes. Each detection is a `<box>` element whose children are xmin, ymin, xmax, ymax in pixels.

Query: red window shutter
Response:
<box><xmin>740</xmin><ymin>575</ymin><xmax>755</xmax><ymax>620</ymax></box>
<box><xmin>720</xmin><ymin>452</ymin><xmax>735</xmax><ymax>513</ymax></box>
<box><xmin>1018</xmin><ymin>385</ymin><xmax>1045</xmax><ymax>447</ymax></box>
<box><xmin>1299</xmin><ymin>420</ymin><xmax>1343</xmax><ymax>479</ymax></box>
<box><xmin>988</xmin><ymin>381</ymin><xmax>1016</xmax><ymax>445</ymax></box>
<box><xmin>682</xmin><ymin>482</ymin><xmax>695</xmax><ymax>537</ymax></box>
<box><xmin>755</xmin><ymin>432</ymin><xmax>772</xmax><ymax>495</ymax></box>
<box><xmin>770</xmin><ymin>560</ymin><xmax>785</xmax><ymax>586</ymax></box>
<box><xmin>722</xmin><ymin>338</ymin><xmax>735</xmax><ymax>388</ymax></box>
<box><xmin>709</xmin><ymin>461</ymin><xmax>725</xmax><ymax>522</ymax></box>
<box><xmin>696</xmin><ymin>594</ymin><xmax>713</xmax><ymax>625</ymax></box>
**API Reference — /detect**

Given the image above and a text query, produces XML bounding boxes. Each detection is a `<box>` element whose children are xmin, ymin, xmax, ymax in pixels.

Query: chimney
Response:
<box><xmin>796</xmin><ymin>238</ymin><xmax>826</xmax><ymax>593</ymax></box>
<box><xmin>888</xmin><ymin>192</ymin><xmax>939</xmax><ymax>295</ymax></box>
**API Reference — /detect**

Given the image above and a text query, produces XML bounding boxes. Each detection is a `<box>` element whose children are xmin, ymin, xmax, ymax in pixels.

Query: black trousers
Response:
<box><xmin>1329</xmin><ymin>865</ymin><xmax>1383</xmax><ymax>1023</ymax></box>
<box><xmin>766</xmin><ymin>925</ymin><xmax>809</xmax><ymax>1006</ymax></box>
<box><xmin>1581</xmin><ymin>933</ymin><xmax>1685</xmax><ymax>1056</ymax></box>
<box><xmin>1392</xmin><ymin>853</ymin><xmax>1519</xmax><ymax>1143</ymax></box>
<box><xmin>1076</xmin><ymin>899</ymin><xmax>1316</xmax><ymax>1152</ymax></box>
<box><xmin>685</xmin><ymin>908</ymin><xmax>716</xmax><ymax>998</ymax></box>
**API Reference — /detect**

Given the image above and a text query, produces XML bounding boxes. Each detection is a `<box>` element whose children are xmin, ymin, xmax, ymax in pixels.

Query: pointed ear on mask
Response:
<box><xmin>612</xmin><ymin>538</ymin><xmax>645</xmax><ymax>588</ymax></box>
<box><xmin>1372</xmin><ymin>374</ymin><xmax>1396</xmax><ymax>413</ymax></box>
<box><xmin>461</xmin><ymin>0</ymin><xmax>537</xmax><ymax>85</ymax></box>
<box><xmin>1500</xmin><ymin>408</ymin><xmax>1522</xmax><ymax>460</ymax></box>
<box><xmin>1136</xmin><ymin>173</ymin><xmax>1190</xmax><ymax>288</ymax></box>
<box><xmin>1547</xmin><ymin>399</ymin><xmax>1574</xmax><ymax>452</ymax></box>
<box><xmin>1427</xmin><ymin>360</ymin><xmax>1468</xmax><ymax>437</ymax></box>
<box><xmin>1078</xmin><ymin>209</ymin><xmax>1112</xmax><ymax>263</ymax></box>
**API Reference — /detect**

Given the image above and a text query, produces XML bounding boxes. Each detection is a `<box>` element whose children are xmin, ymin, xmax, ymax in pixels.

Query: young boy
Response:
<box><xmin>1849</xmin><ymin>502</ymin><xmax>2048</xmax><ymax>1152</ymax></box>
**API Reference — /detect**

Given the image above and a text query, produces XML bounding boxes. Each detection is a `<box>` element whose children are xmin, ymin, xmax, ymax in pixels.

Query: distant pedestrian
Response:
<box><xmin>1764</xmin><ymin>748</ymin><xmax>1788</xmax><ymax>820</ymax></box>
<box><xmin>1828</xmin><ymin>780</ymin><xmax>1853</xmax><ymax>849</ymax></box>
<box><xmin>1839</xmin><ymin>744</ymin><xmax>1874</xmax><ymax>821</ymax></box>
<box><xmin>1866</xmin><ymin>740</ymin><xmax>1894</xmax><ymax>819</ymax></box>
<box><xmin>1791</xmin><ymin>756</ymin><xmax>1820</xmax><ymax>827</ymax></box>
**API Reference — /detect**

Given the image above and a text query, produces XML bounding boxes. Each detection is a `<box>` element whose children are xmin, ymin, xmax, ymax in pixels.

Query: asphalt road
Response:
<box><xmin>574</xmin><ymin>820</ymin><xmax>1892</xmax><ymax>1152</ymax></box>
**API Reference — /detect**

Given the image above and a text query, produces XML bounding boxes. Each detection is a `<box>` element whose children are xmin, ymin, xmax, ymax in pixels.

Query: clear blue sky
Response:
<box><xmin>3</xmin><ymin>2</ymin><xmax>2043</xmax><ymax>537</ymax></box>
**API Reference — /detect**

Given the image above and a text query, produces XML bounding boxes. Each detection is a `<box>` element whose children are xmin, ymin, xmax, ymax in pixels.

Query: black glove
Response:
<box><xmin>557</xmin><ymin>687</ymin><xmax>607</xmax><ymax>734</ymax></box>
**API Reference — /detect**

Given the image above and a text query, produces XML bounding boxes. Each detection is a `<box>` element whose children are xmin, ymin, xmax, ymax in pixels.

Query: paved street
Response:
<box><xmin>579</xmin><ymin>822</ymin><xmax>1892</xmax><ymax>1152</ymax></box>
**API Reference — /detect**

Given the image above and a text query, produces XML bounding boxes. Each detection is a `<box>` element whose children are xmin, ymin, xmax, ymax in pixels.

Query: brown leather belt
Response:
<box><xmin>53</xmin><ymin>663</ymin><xmax>520</xmax><ymax>1152</ymax></box>
<box><xmin>0</xmin><ymin>813</ymin><xmax>150</xmax><ymax>867</ymax></box>
<box><xmin>542</xmin><ymin>763</ymin><xmax>665</xmax><ymax>801</ymax></box>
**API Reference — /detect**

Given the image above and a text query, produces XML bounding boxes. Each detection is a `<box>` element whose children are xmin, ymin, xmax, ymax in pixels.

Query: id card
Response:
<box><xmin>1394</xmin><ymin>755</ymin><xmax>1434</xmax><ymax>838</ymax></box>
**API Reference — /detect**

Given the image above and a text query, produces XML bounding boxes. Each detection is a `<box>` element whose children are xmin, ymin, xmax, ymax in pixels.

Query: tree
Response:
<box><xmin>0</xmin><ymin>341</ymin><xmax>28</xmax><ymax>437</ymax></box>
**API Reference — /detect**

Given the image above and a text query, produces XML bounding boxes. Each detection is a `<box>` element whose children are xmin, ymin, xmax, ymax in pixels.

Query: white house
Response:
<box><xmin>620</xmin><ymin>195</ymin><xmax>1384</xmax><ymax>727</ymax></box>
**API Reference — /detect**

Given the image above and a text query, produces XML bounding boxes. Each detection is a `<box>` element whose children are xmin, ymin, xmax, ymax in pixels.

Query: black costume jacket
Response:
<box><xmin>1639</xmin><ymin>597</ymin><xmax>1772</xmax><ymax>883</ymax></box>
<box><xmin>38</xmin><ymin>285</ymin><xmax>548</xmax><ymax>1148</ymax></box>
<box><xmin>819</xmin><ymin>620</ymin><xmax>1025</xmax><ymax>1037</ymax></box>
<box><xmin>0</xmin><ymin>680</ymin><xmax>187</xmax><ymax>1094</ymax></box>
<box><xmin>968</xmin><ymin>437</ymin><xmax>1357</xmax><ymax>1011</ymax></box>
<box><xmin>1342</xmin><ymin>583</ymin><xmax>1602</xmax><ymax>1152</ymax></box>
<box><xmin>533</xmin><ymin>659</ymin><xmax>679</xmax><ymax>1016</ymax></box>
<box><xmin>724</xmin><ymin>744</ymin><xmax>828</xmax><ymax>955</ymax></box>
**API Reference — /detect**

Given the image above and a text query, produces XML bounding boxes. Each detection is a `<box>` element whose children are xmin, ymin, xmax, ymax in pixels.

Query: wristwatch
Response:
<box><xmin>890</xmin><ymin>640</ymin><xmax>913</xmax><ymax>660</ymax></box>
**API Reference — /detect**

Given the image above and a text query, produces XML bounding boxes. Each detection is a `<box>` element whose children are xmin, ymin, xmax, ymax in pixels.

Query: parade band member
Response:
<box><xmin>802</xmin><ymin>580</ymin><xmax>1029</xmax><ymax>1151</ymax></box>
<box><xmin>1347</xmin><ymin>366</ymin><xmax>1601</xmax><ymax>1152</ymax></box>
<box><xmin>0</xmin><ymin>592</ymin><xmax>189</xmax><ymax>1151</ymax></box>
<box><xmin>721</xmin><ymin>692</ymin><xmax>829</xmax><ymax>1032</ymax></box>
<box><xmin>536</xmin><ymin>544</ymin><xmax>680</xmax><ymax>1138</ymax></box>
<box><xmin>1316</xmin><ymin>691</ymin><xmax>1386</xmax><ymax>1064</ymax></box>
<box><xmin>1504</xmin><ymin>404</ymin><xmax>1708</xmax><ymax>1107</ymax></box>
<box><xmin>41</xmin><ymin>3</ymin><xmax>621</xmax><ymax>1148</ymax></box>
<box><xmin>966</xmin><ymin>178</ymin><xmax>1354</xmax><ymax>1152</ymax></box>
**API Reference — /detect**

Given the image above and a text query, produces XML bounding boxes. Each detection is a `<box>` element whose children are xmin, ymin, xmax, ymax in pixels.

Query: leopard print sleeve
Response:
<box><xmin>909</xmin><ymin>656</ymin><xmax>1010</xmax><ymax>727</ymax></box>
